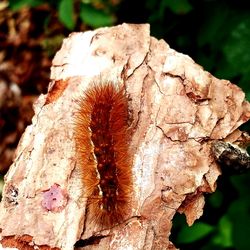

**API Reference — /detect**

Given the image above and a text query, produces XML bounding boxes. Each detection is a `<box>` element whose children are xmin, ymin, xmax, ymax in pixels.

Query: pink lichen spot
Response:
<box><xmin>41</xmin><ymin>183</ymin><xmax>68</xmax><ymax>212</ymax></box>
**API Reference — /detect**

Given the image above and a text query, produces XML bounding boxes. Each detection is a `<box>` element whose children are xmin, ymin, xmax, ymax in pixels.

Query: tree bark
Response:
<box><xmin>0</xmin><ymin>23</ymin><xmax>249</xmax><ymax>250</ymax></box>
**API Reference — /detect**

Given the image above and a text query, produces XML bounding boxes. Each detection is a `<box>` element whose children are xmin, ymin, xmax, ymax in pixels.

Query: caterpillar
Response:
<box><xmin>74</xmin><ymin>81</ymin><xmax>132</xmax><ymax>229</ymax></box>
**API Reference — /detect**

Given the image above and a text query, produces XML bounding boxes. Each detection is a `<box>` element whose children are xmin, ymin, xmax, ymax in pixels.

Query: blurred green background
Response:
<box><xmin>0</xmin><ymin>0</ymin><xmax>250</xmax><ymax>249</ymax></box>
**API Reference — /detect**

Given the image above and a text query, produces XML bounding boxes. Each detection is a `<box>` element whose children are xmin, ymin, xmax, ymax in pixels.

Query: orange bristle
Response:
<box><xmin>74</xmin><ymin>81</ymin><xmax>132</xmax><ymax>229</ymax></box>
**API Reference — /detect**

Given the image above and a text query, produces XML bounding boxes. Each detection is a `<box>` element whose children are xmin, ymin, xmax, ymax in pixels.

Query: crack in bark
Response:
<box><xmin>74</xmin><ymin>235</ymin><xmax>108</xmax><ymax>248</ymax></box>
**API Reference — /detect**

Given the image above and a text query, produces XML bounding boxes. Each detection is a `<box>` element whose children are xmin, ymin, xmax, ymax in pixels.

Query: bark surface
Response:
<box><xmin>0</xmin><ymin>23</ymin><xmax>250</xmax><ymax>250</ymax></box>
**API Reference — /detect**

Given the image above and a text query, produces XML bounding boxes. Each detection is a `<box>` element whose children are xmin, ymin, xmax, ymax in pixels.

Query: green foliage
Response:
<box><xmin>228</xmin><ymin>173</ymin><xmax>250</xmax><ymax>250</ymax></box>
<box><xmin>162</xmin><ymin>0</ymin><xmax>192</xmax><ymax>14</ymax></box>
<box><xmin>8</xmin><ymin>0</ymin><xmax>43</xmax><ymax>10</ymax></box>
<box><xmin>228</xmin><ymin>199</ymin><xmax>250</xmax><ymax>250</ymax></box>
<box><xmin>177</xmin><ymin>222</ymin><xmax>214</xmax><ymax>244</ymax></box>
<box><xmin>80</xmin><ymin>3</ymin><xmax>114</xmax><ymax>28</ymax></box>
<box><xmin>208</xmin><ymin>189</ymin><xmax>223</xmax><ymax>208</ymax></box>
<box><xmin>222</xmin><ymin>16</ymin><xmax>250</xmax><ymax>97</ymax></box>
<box><xmin>212</xmin><ymin>215</ymin><xmax>233</xmax><ymax>248</ymax></box>
<box><xmin>8</xmin><ymin>0</ymin><xmax>116</xmax><ymax>29</ymax></box>
<box><xmin>222</xmin><ymin>17</ymin><xmax>250</xmax><ymax>75</ymax></box>
<box><xmin>58</xmin><ymin>0</ymin><xmax>75</xmax><ymax>30</ymax></box>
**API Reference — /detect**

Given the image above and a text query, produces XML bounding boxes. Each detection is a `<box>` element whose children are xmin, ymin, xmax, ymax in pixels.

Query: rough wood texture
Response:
<box><xmin>0</xmin><ymin>23</ymin><xmax>250</xmax><ymax>250</ymax></box>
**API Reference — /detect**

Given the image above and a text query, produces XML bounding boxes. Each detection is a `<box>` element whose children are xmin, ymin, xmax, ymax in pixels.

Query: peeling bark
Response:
<box><xmin>0</xmin><ymin>23</ymin><xmax>250</xmax><ymax>250</ymax></box>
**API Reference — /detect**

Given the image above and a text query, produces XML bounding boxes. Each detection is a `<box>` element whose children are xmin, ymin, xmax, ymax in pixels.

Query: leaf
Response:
<box><xmin>212</xmin><ymin>215</ymin><xmax>233</xmax><ymax>247</ymax></box>
<box><xmin>230</xmin><ymin>172</ymin><xmax>250</xmax><ymax>197</ymax></box>
<box><xmin>80</xmin><ymin>3</ymin><xmax>114</xmax><ymax>28</ymax></box>
<box><xmin>9</xmin><ymin>0</ymin><xmax>43</xmax><ymax>11</ymax></box>
<box><xmin>208</xmin><ymin>189</ymin><xmax>223</xmax><ymax>208</ymax></box>
<box><xmin>197</xmin><ymin>2</ymin><xmax>232</xmax><ymax>48</ymax></box>
<box><xmin>177</xmin><ymin>222</ymin><xmax>215</xmax><ymax>244</ymax></box>
<box><xmin>58</xmin><ymin>0</ymin><xmax>75</xmax><ymax>30</ymax></box>
<box><xmin>163</xmin><ymin>0</ymin><xmax>192</xmax><ymax>15</ymax></box>
<box><xmin>228</xmin><ymin>199</ymin><xmax>250</xmax><ymax>250</ymax></box>
<box><xmin>246</xmin><ymin>91</ymin><xmax>250</xmax><ymax>101</ymax></box>
<box><xmin>223</xmin><ymin>16</ymin><xmax>250</xmax><ymax>75</ymax></box>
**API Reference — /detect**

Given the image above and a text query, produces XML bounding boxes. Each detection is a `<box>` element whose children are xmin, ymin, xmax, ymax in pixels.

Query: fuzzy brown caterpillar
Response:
<box><xmin>74</xmin><ymin>81</ymin><xmax>132</xmax><ymax>228</ymax></box>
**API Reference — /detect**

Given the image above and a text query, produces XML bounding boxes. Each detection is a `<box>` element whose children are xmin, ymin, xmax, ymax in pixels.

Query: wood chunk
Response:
<box><xmin>0</xmin><ymin>23</ymin><xmax>249</xmax><ymax>250</ymax></box>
